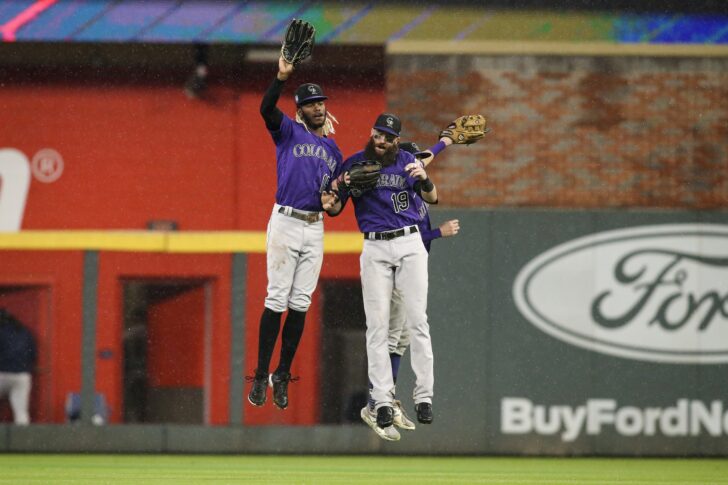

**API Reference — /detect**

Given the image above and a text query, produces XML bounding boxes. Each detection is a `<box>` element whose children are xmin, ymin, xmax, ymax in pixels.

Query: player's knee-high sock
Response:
<box><xmin>390</xmin><ymin>353</ymin><xmax>401</xmax><ymax>384</ymax></box>
<box><xmin>257</xmin><ymin>307</ymin><xmax>283</xmax><ymax>374</ymax></box>
<box><xmin>276</xmin><ymin>309</ymin><xmax>306</xmax><ymax>374</ymax></box>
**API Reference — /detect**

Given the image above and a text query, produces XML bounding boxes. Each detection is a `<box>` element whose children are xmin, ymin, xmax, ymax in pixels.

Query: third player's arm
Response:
<box><xmin>419</xmin><ymin>227</ymin><xmax>441</xmax><ymax>245</ymax></box>
<box><xmin>420</xmin><ymin>220</ymin><xmax>460</xmax><ymax>246</ymax></box>
<box><xmin>438</xmin><ymin>219</ymin><xmax>460</xmax><ymax>237</ymax></box>
<box><xmin>420</xmin><ymin>138</ymin><xmax>453</xmax><ymax>168</ymax></box>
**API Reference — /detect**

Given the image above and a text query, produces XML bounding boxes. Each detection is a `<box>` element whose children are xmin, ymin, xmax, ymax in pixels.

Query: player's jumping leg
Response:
<box><xmin>396</xmin><ymin>236</ymin><xmax>434</xmax><ymax>424</ymax></box>
<box><xmin>248</xmin><ymin>308</ymin><xmax>283</xmax><ymax>406</ymax></box>
<box><xmin>248</xmin><ymin>208</ymin><xmax>299</xmax><ymax>407</ymax></box>
<box><xmin>269</xmin><ymin>220</ymin><xmax>323</xmax><ymax>410</ymax></box>
<box><xmin>270</xmin><ymin>308</ymin><xmax>305</xmax><ymax>409</ymax></box>
<box><xmin>360</xmin><ymin>240</ymin><xmax>400</xmax><ymax>437</ymax></box>
<box><xmin>386</xmin><ymin>289</ymin><xmax>415</xmax><ymax>430</ymax></box>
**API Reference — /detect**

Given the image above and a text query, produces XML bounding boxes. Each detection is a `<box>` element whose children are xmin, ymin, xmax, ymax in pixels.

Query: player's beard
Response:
<box><xmin>364</xmin><ymin>138</ymin><xmax>398</xmax><ymax>167</ymax></box>
<box><xmin>301</xmin><ymin>109</ymin><xmax>326</xmax><ymax>131</ymax></box>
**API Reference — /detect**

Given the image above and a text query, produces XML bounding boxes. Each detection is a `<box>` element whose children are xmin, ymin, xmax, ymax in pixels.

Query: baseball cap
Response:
<box><xmin>294</xmin><ymin>83</ymin><xmax>328</xmax><ymax>106</ymax></box>
<box><xmin>399</xmin><ymin>141</ymin><xmax>429</xmax><ymax>159</ymax></box>
<box><xmin>373</xmin><ymin>113</ymin><xmax>401</xmax><ymax>137</ymax></box>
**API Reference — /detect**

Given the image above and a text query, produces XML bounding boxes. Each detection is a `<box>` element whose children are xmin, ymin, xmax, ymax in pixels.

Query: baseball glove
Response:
<box><xmin>281</xmin><ymin>19</ymin><xmax>315</xmax><ymax>66</ymax></box>
<box><xmin>343</xmin><ymin>160</ymin><xmax>381</xmax><ymax>196</ymax></box>
<box><xmin>439</xmin><ymin>114</ymin><xmax>489</xmax><ymax>145</ymax></box>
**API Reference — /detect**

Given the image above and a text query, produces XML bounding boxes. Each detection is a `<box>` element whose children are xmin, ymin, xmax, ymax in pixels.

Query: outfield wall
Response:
<box><xmin>416</xmin><ymin>209</ymin><xmax>728</xmax><ymax>456</ymax></box>
<box><xmin>2</xmin><ymin>209</ymin><xmax>727</xmax><ymax>456</ymax></box>
<box><xmin>2</xmin><ymin>10</ymin><xmax>727</xmax><ymax>454</ymax></box>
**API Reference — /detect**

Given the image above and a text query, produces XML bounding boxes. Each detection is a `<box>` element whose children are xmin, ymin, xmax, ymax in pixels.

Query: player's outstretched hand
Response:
<box><xmin>440</xmin><ymin>219</ymin><xmax>460</xmax><ymax>237</ymax></box>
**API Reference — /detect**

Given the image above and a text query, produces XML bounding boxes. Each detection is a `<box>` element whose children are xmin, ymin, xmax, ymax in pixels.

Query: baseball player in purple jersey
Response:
<box><xmin>378</xmin><ymin>141</ymin><xmax>460</xmax><ymax>435</ymax></box>
<box><xmin>247</xmin><ymin>55</ymin><xmax>343</xmax><ymax>410</ymax></box>
<box><xmin>356</xmin><ymin>139</ymin><xmax>459</xmax><ymax>440</ymax></box>
<box><xmin>328</xmin><ymin>113</ymin><xmax>438</xmax><ymax>439</ymax></box>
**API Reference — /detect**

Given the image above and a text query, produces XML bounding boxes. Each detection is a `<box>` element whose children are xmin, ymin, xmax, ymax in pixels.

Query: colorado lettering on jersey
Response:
<box><xmin>292</xmin><ymin>144</ymin><xmax>337</xmax><ymax>172</ymax></box>
<box><xmin>376</xmin><ymin>173</ymin><xmax>407</xmax><ymax>190</ymax></box>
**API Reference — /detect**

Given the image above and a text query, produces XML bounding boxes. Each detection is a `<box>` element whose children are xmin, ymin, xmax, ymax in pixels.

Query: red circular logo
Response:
<box><xmin>31</xmin><ymin>148</ymin><xmax>64</xmax><ymax>183</ymax></box>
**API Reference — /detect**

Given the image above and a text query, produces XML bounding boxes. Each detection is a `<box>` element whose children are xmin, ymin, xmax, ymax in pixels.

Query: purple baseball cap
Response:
<box><xmin>295</xmin><ymin>83</ymin><xmax>328</xmax><ymax>106</ymax></box>
<box><xmin>373</xmin><ymin>113</ymin><xmax>401</xmax><ymax>137</ymax></box>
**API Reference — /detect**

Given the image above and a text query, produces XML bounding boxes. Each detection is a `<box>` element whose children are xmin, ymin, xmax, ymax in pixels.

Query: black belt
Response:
<box><xmin>365</xmin><ymin>226</ymin><xmax>419</xmax><ymax>241</ymax></box>
<box><xmin>278</xmin><ymin>206</ymin><xmax>323</xmax><ymax>223</ymax></box>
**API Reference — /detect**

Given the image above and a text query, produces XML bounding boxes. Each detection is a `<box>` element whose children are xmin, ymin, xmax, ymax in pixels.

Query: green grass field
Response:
<box><xmin>0</xmin><ymin>454</ymin><xmax>727</xmax><ymax>485</ymax></box>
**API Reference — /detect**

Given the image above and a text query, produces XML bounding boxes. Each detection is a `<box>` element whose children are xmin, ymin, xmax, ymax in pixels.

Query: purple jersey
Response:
<box><xmin>269</xmin><ymin>115</ymin><xmax>343</xmax><ymax>211</ymax></box>
<box><xmin>416</xmin><ymin>200</ymin><xmax>437</xmax><ymax>252</ymax></box>
<box><xmin>341</xmin><ymin>149</ymin><xmax>423</xmax><ymax>233</ymax></box>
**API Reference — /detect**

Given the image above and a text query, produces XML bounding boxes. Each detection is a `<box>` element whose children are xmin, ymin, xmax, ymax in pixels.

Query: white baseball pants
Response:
<box><xmin>388</xmin><ymin>288</ymin><xmax>409</xmax><ymax>356</ymax></box>
<box><xmin>0</xmin><ymin>371</ymin><xmax>31</xmax><ymax>425</ymax></box>
<box><xmin>361</xmin><ymin>232</ymin><xmax>433</xmax><ymax>409</ymax></box>
<box><xmin>264</xmin><ymin>204</ymin><xmax>324</xmax><ymax>313</ymax></box>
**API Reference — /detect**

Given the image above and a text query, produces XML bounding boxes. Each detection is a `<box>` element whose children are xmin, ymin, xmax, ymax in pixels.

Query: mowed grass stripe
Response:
<box><xmin>0</xmin><ymin>455</ymin><xmax>726</xmax><ymax>485</ymax></box>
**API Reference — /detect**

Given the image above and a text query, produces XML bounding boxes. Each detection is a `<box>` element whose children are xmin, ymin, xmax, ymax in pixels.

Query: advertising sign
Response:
<box><xmin>424</xmin><ymin>211</ymin><xmax>728</xmax><ymax>455</ymax></box>
<box><xmin>513</xmin><ymin>224</ymin><xmax>728</xmax><ymax>364</ymax></box>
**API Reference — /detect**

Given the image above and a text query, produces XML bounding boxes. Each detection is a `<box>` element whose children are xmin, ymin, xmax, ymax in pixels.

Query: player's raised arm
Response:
<box><xmin>248</xmin><ymin>19</ymin><xmax>337</xmax><ymax>412</ymax></box>
<box><xmin>259</xmin><ymin>57</ymin><xmax>293</xmax><ymax>131</ymax></box>
<box><xmin>414</xmin><ymin>114</ymin><xmax>489</xmax><ymax>167</ymax></box>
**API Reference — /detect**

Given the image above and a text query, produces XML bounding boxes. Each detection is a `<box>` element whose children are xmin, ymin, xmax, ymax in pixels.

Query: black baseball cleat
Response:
<box><xmin>270</xmin><ymin>371</ymin><xmax>298</xmax><ymax>410</ymax></box>
<box><xmin>246</xmin><ymin>370</ymin><xmax>269</xmax><ymax>407</ymax></box>
<box><xmin>376</xmin><ymin>405</ymin><xmax>394</xmax><ymax>428</ymax></box>
<box><xmin>415</xmin><ymin>402</ymin><xmax>434</xmax><ymax>424</ymax></box>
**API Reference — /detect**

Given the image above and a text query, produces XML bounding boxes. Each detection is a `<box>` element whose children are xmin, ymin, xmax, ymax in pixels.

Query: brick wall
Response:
<box><xmin>388</xmin><ymin>55</ymin><xmax>728</xmax><ymax>209</ymax></box>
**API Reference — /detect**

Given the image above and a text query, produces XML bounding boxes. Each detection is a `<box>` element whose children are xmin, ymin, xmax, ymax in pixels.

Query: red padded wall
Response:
<box><xmin>0</xmin><ymin>252</ymin><xmax>84</xmax><ymax>423</ymax></box>
<box><xmin>1</xmin><ymin>62</ymin><xmax>384</xmax><ymax>424</ymax></box>
<box><xmin>96</xmin><ymin>252</ymin><xmax>231</xmax><ymax>424</ymax></box>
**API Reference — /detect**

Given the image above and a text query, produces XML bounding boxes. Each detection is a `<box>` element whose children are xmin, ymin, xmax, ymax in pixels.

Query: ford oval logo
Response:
<box><xmin>513</xmin><ymin>224</ymin><xmax>728</xmax><ymax>364</ymax></box>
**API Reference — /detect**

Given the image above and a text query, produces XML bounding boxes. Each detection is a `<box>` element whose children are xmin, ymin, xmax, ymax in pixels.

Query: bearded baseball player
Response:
<box><xmin>366</xmin><ymin>140</ymin><xmax>460</xmax><ymax>438</ymax></box>
<box><xmin>331</xmin><ymin>116</ymin><xmax>486</xmax><ymax>440</ymax></box>
<box><xmin>375</xmin><ymin>118</ymin><xmax>485</xmax><ymax>433</ymax></box>
<box><xmin>328</xmin><ymin>113</ymin><xmax>438</xmax><ymax>440</ymax></box>
<box><xmin>247</xmin><ymin>19</ymin><xmax>343</xmax><ymax>410</ymax></box>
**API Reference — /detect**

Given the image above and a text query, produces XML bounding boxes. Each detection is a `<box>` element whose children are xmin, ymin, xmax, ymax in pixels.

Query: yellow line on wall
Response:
<box><xmin>0</xmin><ymin>230</ymin><xmax>364</xmax><ymax>254</ymax></box>
<box><xmin>167</xmin><ymin>231</ymin><xmax>268</xmax><ymax>253</ymax></box>
<box><xmin>324</xmin><ymin>232</ymin><xmax>364</xmax><ymax>254</ymax></box>
<box><xmin>0</xmin><ymin>231</ymin><xmax>167</xmax><ymax>251</ymax></box>
<box><xmin>387</xmin><ymin>40</ymin><xmax>728</xmax><ymax>57</ymax></box>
